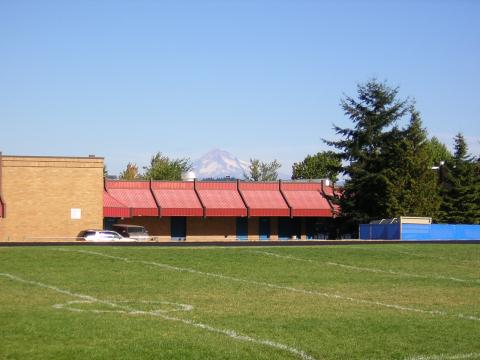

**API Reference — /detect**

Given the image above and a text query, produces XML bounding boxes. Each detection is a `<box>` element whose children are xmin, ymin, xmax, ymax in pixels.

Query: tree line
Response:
<box><xmin>326</xmin><ymin>80</ymin><xmax>480</xmax><ymax>226</ymax></box>
<box><xmin>116</xmin><ymin>154</ymin><xmax>283</xmax><ymax>182</ymax></box>
<box><xmin>113</xmin><ymin>79</ymin><xmax>480</xmax><ymax>225</ymax></box>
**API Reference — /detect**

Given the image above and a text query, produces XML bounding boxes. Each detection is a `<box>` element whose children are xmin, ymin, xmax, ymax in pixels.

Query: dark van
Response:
<box><xmin>111</xmin><ymin>224</ymin><xmax>151</xmax><ymax>241</ymax></box>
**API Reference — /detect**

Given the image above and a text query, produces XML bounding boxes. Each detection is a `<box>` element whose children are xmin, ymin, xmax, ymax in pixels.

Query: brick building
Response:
<box><xmin>0</xmin><ymin>154</ymin><xmax>104</xmax><ymax>241</ymax></box>
<box><xmin>0</xmin><ymin>153</ymin><xmax>338</xmax><ymax>242</ymax></box>
<box><xmin>103</xmin><ymin>179</ymin><xmax>338</xmax><ymax>241</ymax></box>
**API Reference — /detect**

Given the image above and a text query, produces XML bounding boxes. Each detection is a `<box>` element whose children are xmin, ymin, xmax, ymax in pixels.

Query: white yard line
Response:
<box><xmin>404</xmin><ymin>353</ymin><xmax>480</xmax><ymax>360</ymax></box>
<box><xmin>54</xmin><ymin>249</ymin><xmax>480</xmax><ymax>322</ymax></box>
<box><xmin>251</xmin><ymin>250</ymin><xmax>480</xmax><ymax>284</ymax></box>
<box><xmin>346</xmin><ymin>246</ymin><xmax>480</xmax><ymax>268</ymax></box>
<box><xmin>392</xmin><ymin>248</ymin><xmax>480</xmax><ymax>266</ymax></box>
<box><xmin>0</xmin><ymin>272</ymin><xmax>316</xmax><ymax>360</ymax></box>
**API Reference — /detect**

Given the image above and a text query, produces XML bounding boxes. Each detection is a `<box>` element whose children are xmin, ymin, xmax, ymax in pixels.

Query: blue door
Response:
<box><xmin>259</xmin><ymin>217</ymin><xmax>270</xmax><ymax>240</ymax></box>
<box><xmin>236</xmin><ymin>217</ymin><xmax>248</xmax><ymax>240</ymax></box>
<box><xmin>278</xmin><ymin>218</ymin><xmax>292</xmax><ymax>240</ymax></box>
<box><xmin>171</xmin><ymin>217</ymin><xmax>186</xmax><ymax>240</ymax></box>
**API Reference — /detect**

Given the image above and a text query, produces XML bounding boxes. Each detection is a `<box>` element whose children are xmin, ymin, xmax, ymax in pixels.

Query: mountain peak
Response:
<box><xmin>192</xmin><ymin>149</ymin><xmax>249</xmax><ymax>179</ymax></box>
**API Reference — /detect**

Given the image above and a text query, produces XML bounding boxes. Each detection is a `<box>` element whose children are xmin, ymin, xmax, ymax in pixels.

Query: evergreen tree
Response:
<box><xmin>438</xmin><ymin>134</ymin><xmax>480</xmax><ymax>224</ymax></box>
<box><xmin>291</xmin><ymin>151</ymin><xmax>341</xmax><ymax>182</ymax></box>
<box><xmin>382</xmin><ymin>109</ymin><xmax>441</xmax><ymax>218</ymax></box>
<box><xmin>426</xmin><ymin>137</ymin><xmax>452</xmax><ymax>168</ymax></box>
<box><xmin>325</xmin><ymin>80</ymin><xmax>411</xmax><ymax>223</ymax></box>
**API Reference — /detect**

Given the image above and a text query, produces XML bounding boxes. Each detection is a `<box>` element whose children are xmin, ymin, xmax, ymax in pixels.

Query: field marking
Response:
<box><xmin>54</xmin><ymin>249</ymin><xmax>480</xmax><ymax>322</ymax></box>
<box><xmin>405</xmin><ymin>353</ymin><xmax>480</xmax><ymax>360</ymax></box>
<box><xmin>53</xmin><ymin>299</ymin><xmax>194</xmax><ymax>315</ymax></box>
<box><xmin>251</xmin><ymin>250</ymin><xmax>480</xmax><ymax>285</ymax></box>
<box><xmin>392</xmin><ymin>248</ymin><xmax>480</xmax><ymax>266</ymax></box>
<box><xmin>0</xmin><ymin>272</ymin><xmax>316</xmax><ymax>360</ymax></box>
<box><xmin>346</xmin><ymin>246</ymin><xmax>480</xmax><ymax>268</ymax></box>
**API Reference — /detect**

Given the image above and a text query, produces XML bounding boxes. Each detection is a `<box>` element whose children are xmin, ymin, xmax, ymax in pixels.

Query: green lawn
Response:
<box><xmin>0</xmin><ymin>244</ymin><xmax>479</xmax><ymax>360</ymax></box>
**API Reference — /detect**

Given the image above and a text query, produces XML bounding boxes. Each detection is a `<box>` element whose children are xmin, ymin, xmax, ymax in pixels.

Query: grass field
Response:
<box><xmin>0</xmin><ymin>244</ymin><xmax>479</xmax><ymax>360</ymax></box>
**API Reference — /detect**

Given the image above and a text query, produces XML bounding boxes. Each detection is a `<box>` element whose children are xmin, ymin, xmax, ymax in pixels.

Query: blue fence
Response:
<box><xmin>359</xmin><ymin>223</ymin><xmax>480</xmax><ymax>240</ymax></box>
<box><xmin>359</xmin><ymin>224</ymin><xmax>400</xmax><ymax>240</ymax></box>
<box><xmin>402</xmin><ymin>224</ymin><xmax>480</xmax><ymax>241</ymax></box>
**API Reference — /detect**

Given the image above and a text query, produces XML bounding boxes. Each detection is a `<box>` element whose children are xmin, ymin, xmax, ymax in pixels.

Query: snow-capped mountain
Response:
<box><xmin>192</xmin><ymin>149</ymin><xmax>249</xmax><ymax>179</ymax></box>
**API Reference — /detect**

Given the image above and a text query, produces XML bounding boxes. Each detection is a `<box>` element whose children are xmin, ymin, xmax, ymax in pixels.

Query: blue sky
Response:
<box><xmin>1</xmin><ymin>0</ymin><xmax>479</xmax><ymax>176</ymax></box>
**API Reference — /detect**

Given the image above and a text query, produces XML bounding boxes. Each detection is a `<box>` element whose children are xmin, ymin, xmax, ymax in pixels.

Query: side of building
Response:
<box><xmin>0</xmin><ymin>153</ymin><xmax>339</xmax><ymax>242</ymax></box>
<box><xmin>0</xmin><ymin>154</ymin><xmax>104</xmax><ymax>241</ymax></box>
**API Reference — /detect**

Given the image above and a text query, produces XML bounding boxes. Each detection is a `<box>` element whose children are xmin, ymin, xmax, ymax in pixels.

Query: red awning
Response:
<box><xmin>103</xmin><ymin>191</ymin><xmax>130</xmax><ymax>218</ymax></box>
<box><xmin>195</xmin><ymin>182</ymin><xmax>247</xmax><ymax>217</ymax></box>
<box><xmin>106</xmin><ymin>181</ymin><xmax>159</xmax><ymax>217</ymax></box>
<box><xmin>281</xmin><ymin>182</ymin><xmax>333</xmax><ymax>217</ymax></box>
<box><xmin>239</xmin><ymin>182</ymin><xmax>289</xmax><ymax>217</ymax></box>
<box><xmin>322</xmin><ymin>184</ymin><xmax>341</xmax><ymax>215</ymax></box>
<box><xmin>151</xmin><ymin>181</ymin><xmax>203</xmax><ymax>217</ymax></box>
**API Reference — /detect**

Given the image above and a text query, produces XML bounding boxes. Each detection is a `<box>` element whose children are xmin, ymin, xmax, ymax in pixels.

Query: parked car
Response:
<box><xmin>111</xmin><ymin>224</ymin><xmax>152</xmax><ymax>241</ymax></box>
<box><xmin>77</xmin><ymin>230</ymin><xmax>136</xmax><ymax>242</ymax></box>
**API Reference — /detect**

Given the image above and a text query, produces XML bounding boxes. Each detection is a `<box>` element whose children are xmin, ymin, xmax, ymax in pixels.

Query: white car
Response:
<box><xmin>78</xmin><ymin>230</ymin><xmax>136</xmax><ymax>242</ymax></box>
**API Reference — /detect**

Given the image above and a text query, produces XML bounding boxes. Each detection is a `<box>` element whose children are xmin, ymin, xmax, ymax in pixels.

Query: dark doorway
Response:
<box><xmin>306</xmin><ymin>218</ymin><xmax>329</xmax><ymax>239</ymax></box>
<box><xmin>259</xmin><ymin>217</ymin><xmax>270</xmax><ymax>240</ymax></box>
<box><xmin>278</xmin><ymin>218</ymin><xmax>303</xmax><ymax>240</ymax></box>
<box><xmin>103</xmin><ymin>217</ymin><xmax>118</xmax><ymax>230</ymax></box>
<box><xmin>306</xmin><ymin>218</ymin><xmax>316</xmax><ymax>239</ymax></box>
<box><xmin>171</xmin><ymin>217</ymin><xmax>187</xmax><ymax>240</ymax></box>
<box><xmin>292</xmin><ymin>218</ymin><xmax>302</xmax><ymax>240</ymax></box>
<box><xmin>278</xmin><ymin>218</ymin><xmax>292</xmax><ymax>240</ymax></box>
<box><xmin>236</xmin><ymin>217</ymin><xmax>248</xmax><ymax>240</ymax></box>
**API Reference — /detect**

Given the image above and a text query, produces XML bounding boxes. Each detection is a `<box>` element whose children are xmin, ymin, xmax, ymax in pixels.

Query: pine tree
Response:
<box><xmin>439</xmin><ymin>134</ymin><xmax>480</xmax><ymax>224</ymax></box>
<box><xmin>382</xmin><ymin>109</ymin><xmax>441</xmax><ymax>218</ymax></box>
<box><xmin>325</xmin><ymin>80</ymin><xmax>410</xmax><ymax>223</ymax></box>
<box><xmin>426</xmin><ymin>137</ymin><xmax>452</xmax><ymax>167</ymax></box>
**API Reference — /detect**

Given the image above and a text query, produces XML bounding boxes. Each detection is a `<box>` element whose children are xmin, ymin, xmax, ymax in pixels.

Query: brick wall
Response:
<box><xmin>121</xmin><ymin>216</ymin><xmax>171</xmax><ymax>241</ymax></box>
<box><xmin>120</xmin><ymin>216</ymin><xmax>239</xmax><ymax>242</ymax></box>
<box><xmin>109</xmin><ymin>216</ymin><xmax>309</xmax><ymax>242</ymax></box>
<box><xmin>187</xmin><ymin>217</ymin><xmax>237</xmax><ymax>241</ymax></box>
<box><xmin>0</xmin><ymin>156</ymin><xmax>103</xmax><ymax>241</ymax></box>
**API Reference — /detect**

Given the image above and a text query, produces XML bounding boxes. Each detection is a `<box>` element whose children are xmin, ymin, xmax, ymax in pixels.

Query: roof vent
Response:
<box><xmin>182</xmin><ymin>171</ymin><xmax>196</xmax><ymax>181</ymax></box>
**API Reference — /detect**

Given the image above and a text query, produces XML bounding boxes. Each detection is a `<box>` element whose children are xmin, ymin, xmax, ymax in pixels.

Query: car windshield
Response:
<box><xmin>128</xmin><ymin>227</ymin><xmax>146</xmax><ymax>233</ymax></box>
<box><xmin>81</xmin><ymin>231</ymin><xmax>96</xmax><ymax>237</ymax></box>
<box><xmin>100</xmin><ymin>231</ymin><xmax>122</xmax><ymax>238</ymax></box>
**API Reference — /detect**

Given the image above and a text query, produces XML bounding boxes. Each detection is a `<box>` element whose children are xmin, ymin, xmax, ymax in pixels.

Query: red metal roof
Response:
<box><xmin>103</xmin><ymin>191</ymin><xmax>130</xmax><ymax>218</ymax></box>
<box><xmin>281</xmin><ymin>182</ymin><xmax>333</xmax><ymax>217</ymax></box>
<box><xmin>239</xmin><ymin>182</ymin><xmax>289</xmax><ymax>217</ymax></box>
<box><xmin>151</xmin><ymin>181</ymin><xmax>203</xmax><ymax>217</ymax></box>
<box><xmin>321</xmin><ymin>184</ymin><xmax>341</xmax><ymax>215</ymax></box>
<box><xmin>105</xmin><ymin>181</ymin><xmax>159</xmax><ymax>217</ymax></box>
<box><xmin>195</xmin><ymin>182</ymin><xmax>247</xmax><ymax>217</ymax></box>
<box><xmin>102</xmin><ymin>180</ymin><xmax>338</xmax><ymax>219</ymax></box>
